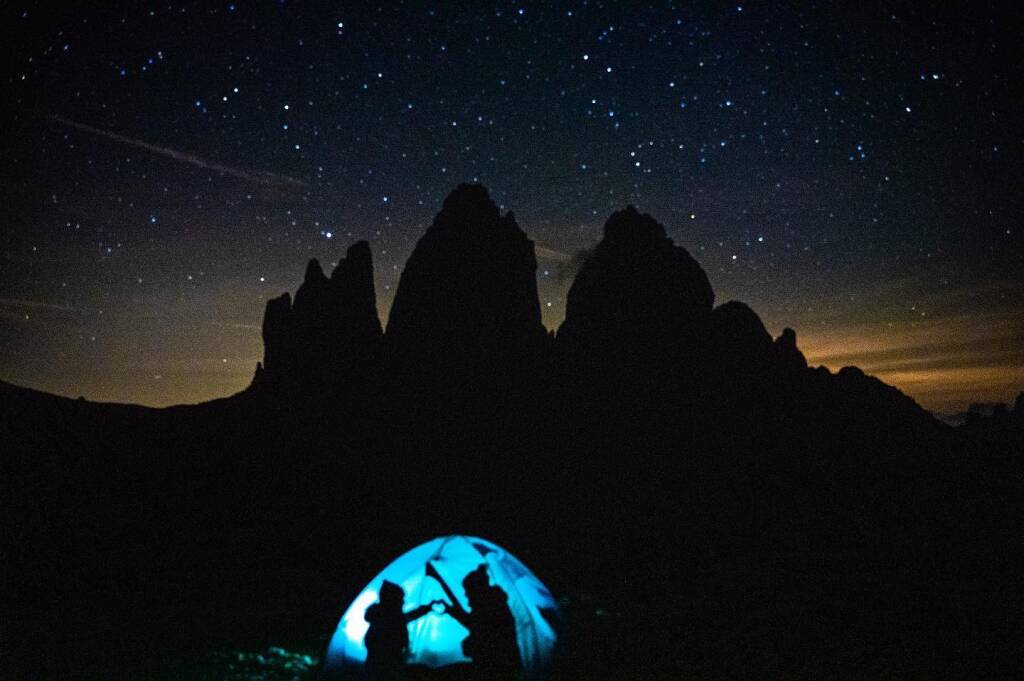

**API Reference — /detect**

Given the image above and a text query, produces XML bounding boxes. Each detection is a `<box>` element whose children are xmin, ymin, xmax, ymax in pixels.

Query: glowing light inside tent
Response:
<box><xmin>324</xmin><ymin>536</ymin><xmax>561</xmax><ymax>679</ymax></box>
<box><xmin>341</xmin><ymin>589</ymin><xmax>378</xmax><ymax>655</ymax></box>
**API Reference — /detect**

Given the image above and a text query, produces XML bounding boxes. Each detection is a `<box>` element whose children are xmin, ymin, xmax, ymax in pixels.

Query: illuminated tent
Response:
<box><xmin>322</xmin><ymin>535</ymin><xmax>561</xmax><ymax>680</ymax></box>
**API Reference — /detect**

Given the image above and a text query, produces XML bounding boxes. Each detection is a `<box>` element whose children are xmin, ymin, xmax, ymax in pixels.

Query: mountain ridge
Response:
<box><xmin>245</xmin><ymin>184</ymin><xmax>941</xmax><ymax>436</ymax></box>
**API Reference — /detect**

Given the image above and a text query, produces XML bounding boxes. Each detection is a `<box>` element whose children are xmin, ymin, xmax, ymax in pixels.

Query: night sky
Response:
<box><xmin>2</xmin><ymin>2</ymin><xmax>1021</xmax><ymax>412</ymax></box>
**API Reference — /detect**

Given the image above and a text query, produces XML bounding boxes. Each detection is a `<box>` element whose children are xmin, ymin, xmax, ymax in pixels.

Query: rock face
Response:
<box><xmin>255</xmin><ymin>241</ymin><xmax>382</xmax><ymax>392</ymax></box>
<box><xmin>385</xmin><ymin>184</ymin><xmax>547</xmax><ymax>372</ymax></box>
<box><xmin>774</xmin><ymin>327</ymin><xmax>808</xmax><ymax>371</ymax></box>
<box><xmin>708</xmin><ymin>300</ymin><xmax>775</xmax><ymax>375</ymax></box>
<box><xmin>557</xmin><ymin>205</ymin><xmax>714</xmax><ymax>366</ymax></box>
<box><xmin>705</xmin><ymin>305</ymin><xmax>810</xmax><ymax>378</ymax></box>
<box><xmin>259</xmin><ymin>293</ymin><xmax>294</xmax><ymax>380</ymax></box>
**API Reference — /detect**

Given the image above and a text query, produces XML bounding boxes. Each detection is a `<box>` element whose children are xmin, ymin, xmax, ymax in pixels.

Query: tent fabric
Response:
<box><xmin>323</xmin><ymin>535</ymin><xmax>561</xmax><ymax>679</ymax></box>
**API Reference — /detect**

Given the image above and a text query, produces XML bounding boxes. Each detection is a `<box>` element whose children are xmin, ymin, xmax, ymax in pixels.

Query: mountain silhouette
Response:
<box><xmin>384</xmin><ymin>184</ymin><xmax>548</xmax><ymax>400</ymax></box>
<box><xmin>254</xmin><ymin>241</ymin><xmax>382</xmax><ymax>395</ymax></box>
<box><xmin>2</xmin><ymin>184</ymin><xmax>1022</xmax><ymax>679</ymax></box>
<box><xmin>557</xmin><ymin>204</ymin><xmax>714</xmax><ymax>368</ymax></box>
<box><xmin>388</xmin><ymin>184</ymin><xmax>545</xmax><ymax>341</ymax></box>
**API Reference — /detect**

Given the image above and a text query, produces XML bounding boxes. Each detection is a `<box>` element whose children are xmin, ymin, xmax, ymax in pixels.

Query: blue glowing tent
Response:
<box><xmin>323</xmin><ymin>535</ymin><xmax>561</xmax><ymax>679</ymax></box>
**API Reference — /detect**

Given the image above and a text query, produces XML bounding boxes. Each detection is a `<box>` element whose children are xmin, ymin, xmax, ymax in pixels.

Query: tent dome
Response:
<box><xmin>323</xmin><ymin>535</ymin><xmax>562</xmax><ymax>679</ymax></box>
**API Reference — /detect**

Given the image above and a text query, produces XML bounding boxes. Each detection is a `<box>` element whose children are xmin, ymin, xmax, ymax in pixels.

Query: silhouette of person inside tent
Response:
<box><xmin>441</xmin><ymin>564</ymin><xmax>520</xmax><ymax>679</ymax></box>
<box><xmin>363</xmin><ymin>580</ymin><xmax>441</xmax><ymax>680</ymax></box>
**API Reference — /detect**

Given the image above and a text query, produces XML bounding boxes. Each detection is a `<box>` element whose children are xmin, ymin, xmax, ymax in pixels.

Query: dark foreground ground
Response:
<box><xmin>3</xmin><ymin>378</ymin><xmax>1022</xmax><ymax>680</ymax></box>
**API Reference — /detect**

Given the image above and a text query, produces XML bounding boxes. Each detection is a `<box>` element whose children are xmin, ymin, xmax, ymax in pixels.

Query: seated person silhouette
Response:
<box><xmin>363</xmin><ymin>580</ymin><xmax>439</xmax><ymax>680</ymax></box>
<box><xmin>441</xmin><ymin>564</ymin><xmax>520</xmax><ymax>680</ymax></box>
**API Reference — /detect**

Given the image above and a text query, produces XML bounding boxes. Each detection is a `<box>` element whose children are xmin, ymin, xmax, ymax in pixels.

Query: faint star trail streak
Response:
<box><xmin>49</xmin><ymin>115</ymin><xmax>307</xmax><ymax>188</ymax></box>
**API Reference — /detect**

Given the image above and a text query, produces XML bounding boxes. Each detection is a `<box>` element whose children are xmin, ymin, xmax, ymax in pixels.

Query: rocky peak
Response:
<box><xmin>305</xmin><ymin>258</ymin><xmax>327</xmax><ymax>284</ymax></box>
<box><xmin>557</xmin><ymin>205</ymin><xmax>714</xmax><ymax>361</ymax></box>
<box><xmin>385</xmin><ymin>184</ymin><xmax>546</xmax><ymax>370</ymax></box>
<box><xmin>774</xmin><ymin>327</ymin><xmax>808</xmax><ymax>371</ymax></box>
<box><xmin>602</xmin><ymin>205</ymin><xmax>672</xmax><ymax>250</ymax></box>
<box><xmin>329</xmin><ymin>241</ymin><xmax>382</xmax><ymax>342</ymax></box>
<box><xmin>254</xmin><ymin>241</ymin><xmax>382</xmax><ymax>392</ymax></box>
<box><xmin>436</xmin><ymin>183</ymin><xmax>502</xmax><ymax>233</ymax></box>
<box><xmin>708</xmin><ymin>301</ymin><xmax>774</xmax><ymax>372</ymax></box>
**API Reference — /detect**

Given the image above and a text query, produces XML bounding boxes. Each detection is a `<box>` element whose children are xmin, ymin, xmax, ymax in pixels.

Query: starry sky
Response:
<box><xmin>2</xmin><ymin>1</ymin><xmax>1021</xmax><ymax>413</ymax></box>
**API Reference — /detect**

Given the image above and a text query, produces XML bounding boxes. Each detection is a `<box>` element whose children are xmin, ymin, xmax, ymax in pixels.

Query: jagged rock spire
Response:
<box><xmin>254</xmin><ymin>241</ymin><xmax>382</xmax><ymax>391</ymax></box>
<box><xmin>386</xmin><ymin>184</ymin><xmax>546</xmax><ymax>371</ymax></box>
<box><xmin>557</xmin><ymin>205</ymin><xmax>714</xmax><ymax>362</ymax></box>
<box><xmin>774</xmin><ymin>327</ymin><xmax>808</xmax><ymax>371</ymax></box>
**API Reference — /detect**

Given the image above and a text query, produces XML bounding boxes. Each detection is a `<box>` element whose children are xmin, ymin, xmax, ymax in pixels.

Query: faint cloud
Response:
<box><xmin>555</xmin><ymin>248</ymin><xmax>594</xmax><ymax>282</ymax></box>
